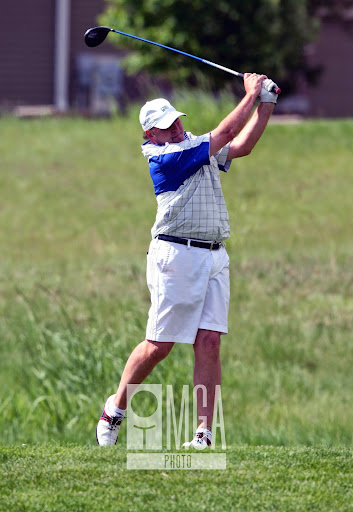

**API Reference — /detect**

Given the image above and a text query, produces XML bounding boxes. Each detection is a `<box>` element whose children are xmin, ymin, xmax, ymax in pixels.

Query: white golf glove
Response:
<box><xmin>260</xmin><ymin>78</ymin><xmax>279</xmax><ymax>104</ymax></box>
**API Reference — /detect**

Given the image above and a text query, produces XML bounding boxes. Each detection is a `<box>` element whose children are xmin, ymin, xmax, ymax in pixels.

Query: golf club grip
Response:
<box><xmin>233</xmin><ymin>72</ymin><xmax>281</xmax><ymax>94</ymax></box>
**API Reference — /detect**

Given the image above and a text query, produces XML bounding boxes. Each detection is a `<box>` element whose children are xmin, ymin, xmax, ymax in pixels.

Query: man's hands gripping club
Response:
<box><xmin>244</xmin><ymin>73</ymin><xmax>280</xmax><ymax>104</ymax></box>
<box><xmin>260</xmin><ymin>78</ymin><xmax>280</xmax><ymax>104</ymax></box>
<box><xmin>210</xmin><ymin>73</ymin><xmax>278</xmax><ymax>156</ymax></box>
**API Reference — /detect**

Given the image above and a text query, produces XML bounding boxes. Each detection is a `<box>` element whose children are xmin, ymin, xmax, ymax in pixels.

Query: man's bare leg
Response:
<box><xmin>193</xmin><ymin>329</ymin><xmax>221</xmax><ymax>430</ymax></box>
<box><xmin>113</xmin><ymin>339</ymin><xmax>174</xmax><ymax>409</ymax></box>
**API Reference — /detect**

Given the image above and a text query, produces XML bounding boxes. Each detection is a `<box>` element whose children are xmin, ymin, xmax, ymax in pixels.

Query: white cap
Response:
<box><xmin>139</xmin><ymin>98</ymin><xmax>186</xmax><ymax>131</ymax></box>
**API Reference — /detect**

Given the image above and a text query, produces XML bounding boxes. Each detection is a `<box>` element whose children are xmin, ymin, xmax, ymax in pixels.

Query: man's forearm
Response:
<box><xmin>209</xmin><ymin>92</ymin><xmax>258</xmax><ymax>156</ymax></box>
<box><xmin>209</xmin><ymin>73</ymin><xmax>266</xmax><ymax>156</ymax></box>
<box><xmin>228</xmin><ymin>102</ymin><xmax>275</xmax><ymax>159</ymax></box>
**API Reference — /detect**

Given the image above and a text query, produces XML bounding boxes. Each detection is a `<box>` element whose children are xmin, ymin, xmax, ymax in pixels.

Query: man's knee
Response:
<box><xmin>146</xmin><ymin>339</ymin><xmax>174</xmax><ymax>361</ymax></box>
<box><xmin>194</xmin><ymin>330</ymin><xmax>221</xmax><ymax>357</ymax></box>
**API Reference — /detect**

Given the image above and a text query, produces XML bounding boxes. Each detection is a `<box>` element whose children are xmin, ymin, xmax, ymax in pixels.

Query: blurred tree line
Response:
<box><xmin>100</xmin><ymin>0</ymin><xmax>353</xmax><ymax>92</ymax></box>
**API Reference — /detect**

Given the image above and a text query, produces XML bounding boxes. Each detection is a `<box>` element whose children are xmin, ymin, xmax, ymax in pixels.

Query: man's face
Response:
<box><xmin>147</xmin><ymin>118</ymin><xmax>185</xmax><ymax>145</ymax></box>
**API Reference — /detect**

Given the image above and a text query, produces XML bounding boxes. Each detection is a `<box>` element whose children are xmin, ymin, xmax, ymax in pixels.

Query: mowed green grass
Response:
<box><xmin>1</xmin><ymin>444</ymin><xmax>352</xmax><ymax>512</ymax></box>
<box><xmin>0</xmin><ymin>103</ymin><xmax>352</xmax><ymax>455</ymax></box>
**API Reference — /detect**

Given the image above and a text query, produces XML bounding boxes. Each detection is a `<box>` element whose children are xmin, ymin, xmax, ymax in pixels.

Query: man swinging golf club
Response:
<box><xmin>96</xmin><ymin>73</ymin><xmax>279</xmax><ymax>448</ymax></box>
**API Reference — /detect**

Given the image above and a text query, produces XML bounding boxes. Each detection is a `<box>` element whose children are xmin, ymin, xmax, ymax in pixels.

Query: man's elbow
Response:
<box><xmin>243</xmin><ymin>146</ymin><xmax>252</xmax><ymax>157</ymax></box>
<box><xmin>238</xmin><ymin>145</ymin><xmax>252</xmax><ymax>158</ymax></box>
<box><xmin>229</xmin><ymin>143</ymin><xmax>253</xmax><ymax>159</ymax></box>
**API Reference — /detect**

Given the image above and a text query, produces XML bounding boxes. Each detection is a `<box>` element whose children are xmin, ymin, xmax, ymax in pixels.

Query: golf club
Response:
<box><xmin>84</xmin><ymin>26</ymin><xmax>281</xmax><ymax>94</ymax></box>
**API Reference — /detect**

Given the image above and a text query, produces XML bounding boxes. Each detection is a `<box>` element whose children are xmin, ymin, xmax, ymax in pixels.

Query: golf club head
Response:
<box><xmin>84</xmin><ymin>26</ymin><xmax>112</xmax><ymax>47</ymax></box>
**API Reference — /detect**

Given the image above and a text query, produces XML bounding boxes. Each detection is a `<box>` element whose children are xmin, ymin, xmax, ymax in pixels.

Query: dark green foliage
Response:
<box><xmin>100</xmin><ymin>0</ymin><xmax>317</xmax><ymax>89</ymax></box>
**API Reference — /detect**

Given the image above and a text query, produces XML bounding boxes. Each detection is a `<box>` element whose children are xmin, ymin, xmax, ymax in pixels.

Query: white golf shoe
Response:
<box><xmin>96</xmin><ymin>396</ymin><xmax>125</xmax><ymax>446</ymax></box>
<box><xmin>183</xmin><ymin>428</ymin><xmax>212</xmax><ymax>449</ymax></box>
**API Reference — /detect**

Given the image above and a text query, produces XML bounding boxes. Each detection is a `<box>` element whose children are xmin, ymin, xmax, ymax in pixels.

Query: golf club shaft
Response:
<box><xmin>109</xmin><ymin>28</ymin><xmax>244</xmax><ymax>78</ymax></box>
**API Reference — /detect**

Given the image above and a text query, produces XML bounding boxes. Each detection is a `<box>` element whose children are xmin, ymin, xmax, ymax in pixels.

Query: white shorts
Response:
<box><xmin>146</xmin><ymin>238</ymin><xmax>230</xmax><ymax>344</ymax></box>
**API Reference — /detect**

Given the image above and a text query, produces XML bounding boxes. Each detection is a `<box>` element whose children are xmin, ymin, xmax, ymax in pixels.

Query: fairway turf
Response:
<box><xmin>1</xmin><ymin>444</ymin><xmax>352</xmax><ymax>512</ymax></box>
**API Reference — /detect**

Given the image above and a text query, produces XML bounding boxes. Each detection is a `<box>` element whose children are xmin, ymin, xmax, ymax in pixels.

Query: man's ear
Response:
<box><xmin>145</xmin><ymin>129</ymin><xmax>154</xmax><ymax>142</ymax></box>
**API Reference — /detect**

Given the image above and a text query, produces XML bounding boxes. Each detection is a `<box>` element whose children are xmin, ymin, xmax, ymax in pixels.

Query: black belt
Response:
<box><xmin>156</xmin><ymin>234</ymin><xmax>223</xmax><ymax>250</ymax></box>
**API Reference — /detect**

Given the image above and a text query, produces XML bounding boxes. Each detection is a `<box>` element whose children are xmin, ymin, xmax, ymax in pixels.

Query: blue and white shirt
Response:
<box><xmin>142</xmin><ymin>132</ymin><xmax>231</xmax><ymax>241</ymax></box>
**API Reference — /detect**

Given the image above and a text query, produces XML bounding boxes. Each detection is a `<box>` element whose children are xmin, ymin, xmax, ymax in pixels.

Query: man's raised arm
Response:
<box><xmin>209</xmin><ymin>73</ymin><xmax>265</xmax><ymax>157</ymax></box>
<box><xmin>227</xmin><ymin>77</ymin><xmax>279</xmax><ymax>159</ymax></box>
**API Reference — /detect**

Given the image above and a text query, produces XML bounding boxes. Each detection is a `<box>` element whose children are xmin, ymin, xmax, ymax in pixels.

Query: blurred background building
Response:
<box><xmin>1</xmin><ymin>0</ymin><xmax>353</xmax><ymax>117</ymax></box>
<box><xmin>1</xmin><ymin>0</ymin><xmax>127</xmax><ymax>116</ymax></box>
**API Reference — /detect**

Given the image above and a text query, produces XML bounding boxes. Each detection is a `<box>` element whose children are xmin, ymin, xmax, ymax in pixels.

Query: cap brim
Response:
<box><xmin>154</xmin><ymin>111</ymin><xmax>186</xmax><ymax>129</ymax></box>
